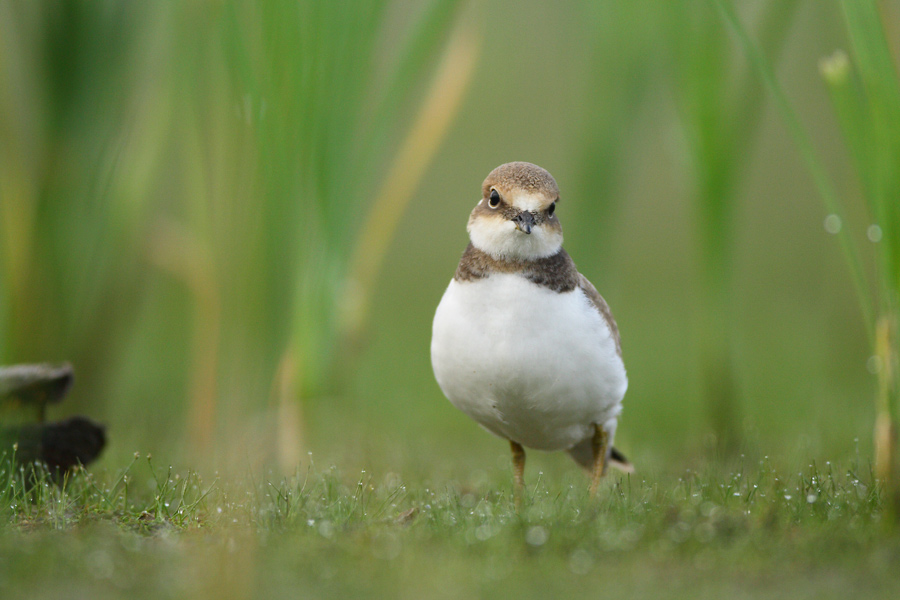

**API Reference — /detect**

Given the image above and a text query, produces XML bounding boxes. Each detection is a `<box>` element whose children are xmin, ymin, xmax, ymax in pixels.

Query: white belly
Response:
<box><xmin>431</xmin><ymin>273</ymin><xmax>627</xmax><ymax>451</ymax></box>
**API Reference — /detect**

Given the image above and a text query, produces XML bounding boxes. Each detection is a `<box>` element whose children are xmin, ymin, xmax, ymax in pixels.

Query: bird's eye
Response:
<box><xmin>488</xmin><ymin>189</ymin><xmax>501</xmax><ymax>209</ymax></box>
<box><xmin>547</xmin><ymin>202</ymin><xmax>556</xmax><ymax>216</ymax></box>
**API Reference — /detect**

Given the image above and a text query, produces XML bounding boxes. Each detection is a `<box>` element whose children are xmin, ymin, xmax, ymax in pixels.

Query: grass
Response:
<box><xmin>715</xmin><ymin>0</ymin><xmax>900</xmax><ymax>511</ymax></box>
<box><xmin>1</xmin><ymin>452</ymin><xmax>897</xmax><ymax>599</ymax></box>
<box><xmin>666</xmin><ymin>1</ymin><xmax>801</xmax><ymax>453</ymax></box>
<box><xmin>1</xmin><ymin>2</ymin><xmax>896</xmax><ymax>597</ymax></box>
<box><xmin>0</xmin><ymin>0</ymin><xmax>472</xmax><ymax>461</ymax></box>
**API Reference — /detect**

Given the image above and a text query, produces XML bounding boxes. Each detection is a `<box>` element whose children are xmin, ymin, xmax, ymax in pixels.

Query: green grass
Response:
<box><xmin>666</xmin><ymin>1</ymin><xmax>801</xmax><ymax>453</ymax></box>
<box><xmin>1</xmin><ymin>453</ymin><xmax>896</xmax><ymax>599</ymax></box>
<box><xmin>1</xmin><ymin>2</ymin><xmax>897</xmax><ymax>598</ymax></box>
<box><xmin>0</xmin><ymin>0</ymin><xmax>470</xmax><ymax>459</ymax></box>
<box><xmin>716</xmin><ymin>0</ymin><xmax>900</xmax><ymax>508</ymax></box>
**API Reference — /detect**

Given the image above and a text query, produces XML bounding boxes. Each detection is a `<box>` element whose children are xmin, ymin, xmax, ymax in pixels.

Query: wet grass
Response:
<box><xmin>1</xmin><ymin>2</ymin><xmax>898</xmax><ymax>598</ymax></box>
<box><xmin>717</xmin><ymin>0</ymin><xmax>900</xmax><ymax>512</ymax></box>
<box><xmin>667</xmin><ymin>1</ymin><xmax>801</xmax><ymax>453</ymax></box>
<box><xmin>1</xmin><ymin>453</ymin><xmax>897</xmax><ymax>599</ymax></box>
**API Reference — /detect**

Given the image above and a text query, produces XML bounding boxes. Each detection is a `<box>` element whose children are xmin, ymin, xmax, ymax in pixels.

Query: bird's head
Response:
<box><xmin>467</xmin><ymin>162</ymin><xmax>563</xmax><ymax>261</ymax></box>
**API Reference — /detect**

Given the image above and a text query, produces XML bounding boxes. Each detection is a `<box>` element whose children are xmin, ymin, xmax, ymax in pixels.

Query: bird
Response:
<box><xmin>1</xmin><ymin>363</ymin><xmax>106</xmax><ymax>475</ymax></box>
<box><xmin>430</xmin><ymin>162</ymin><xmax>630</xmax><ymax>501</ymax></box>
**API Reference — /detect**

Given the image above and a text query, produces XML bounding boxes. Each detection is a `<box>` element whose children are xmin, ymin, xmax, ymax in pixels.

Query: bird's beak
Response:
<box><xmin>513</xmin><ymin>211</ymin><xmax>535</xmax><ymax>235</ymax></box>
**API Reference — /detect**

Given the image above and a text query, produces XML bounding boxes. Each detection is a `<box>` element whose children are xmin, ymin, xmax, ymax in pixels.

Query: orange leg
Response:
<box><xmin>589</xmin><ymin>424</ymin><xmax>609</xmax><ymax>498</ymax></box>
<box><xmin>510</xmin><ymin>440</ymin><xmax>526</xmax><ymax>509</ymax></box>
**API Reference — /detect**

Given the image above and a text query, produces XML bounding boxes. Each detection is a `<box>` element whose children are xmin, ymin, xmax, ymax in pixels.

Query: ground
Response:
<box><xmin>1</xmin><ymin>453</ymin><xmax>898</xmax><ymax>599</ymax></box>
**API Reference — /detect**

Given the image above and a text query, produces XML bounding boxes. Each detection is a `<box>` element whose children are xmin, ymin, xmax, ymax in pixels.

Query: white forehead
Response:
<box><xmin>509</xmin><ymin>192</ymin><xmax>549</xmax><ymax>212</ymax></box>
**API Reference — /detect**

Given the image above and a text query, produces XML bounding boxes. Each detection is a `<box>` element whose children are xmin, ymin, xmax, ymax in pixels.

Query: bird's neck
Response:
<box><xmin>454</xmin><ymin>244</ymin><xmax>579</xmax><ymax>293</ymax></box>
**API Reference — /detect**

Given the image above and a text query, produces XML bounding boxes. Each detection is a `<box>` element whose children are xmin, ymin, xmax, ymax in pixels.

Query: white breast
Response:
<box><xmin>431</xmin><ymin>273</ymin><xmax>627</xmax><ymax>452</ymax></box>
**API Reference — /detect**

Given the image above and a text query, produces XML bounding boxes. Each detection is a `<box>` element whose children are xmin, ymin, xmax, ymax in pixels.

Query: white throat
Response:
<box><xmin>467</xmin><ymin>215</ymin><xmax>563</xmax><ymax>260</ymax></box>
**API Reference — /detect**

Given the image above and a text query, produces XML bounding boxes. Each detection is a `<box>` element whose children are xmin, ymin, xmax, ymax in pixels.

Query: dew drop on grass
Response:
<box><xmin>807</xmin><ymin>493</ymin><xmax>817</xmax><ymax>504</ymax></box>
<box><xmin>526</xmin><ymin>526</ymin><xmax>549</xmax><ymax>546</ymax></box>
<box><xmin>867</xmin><ymin>355</ymin><xmax>883</xmax><ymax>374</ymax></box>
<box><xmin>867</xmin><ymin>224</ymin><xmax>882</xmax><ymax>242</ymax></box>
<box><xmin>475</xmin><ymin>523</ymin><xmax>497</xmax><ymax>541</ymax></box>
<box><xmin>318</xmin><ymin>520</ymin><xmax>334</xmax><ymax>538</ymax></box>
<box><xmin>820</xmin><ymin>50</ymin><xmax>850</xmax><ymax>83</ymax></box>
<box><xmin>824</xmin><ymin>214</ymin><xmax>842</xmax><ymax>234</ymax></box>
<box><xmin>568</xmin><ymin>550</ymin><xmax>593</xmax><ymax>575</ymax></box>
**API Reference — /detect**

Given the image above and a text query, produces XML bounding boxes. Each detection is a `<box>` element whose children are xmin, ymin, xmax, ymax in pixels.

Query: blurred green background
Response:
<box><xmin>0</xmin><ymin>1</ymin><xmax>882</xmax><ymax>481</ymax></box>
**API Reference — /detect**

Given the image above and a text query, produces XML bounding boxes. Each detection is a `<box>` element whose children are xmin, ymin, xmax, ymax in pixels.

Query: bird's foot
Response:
<box><xmin>589</xmin><ymin>424</ymin><xmax>608</xmax><ymax>498</ymax></box>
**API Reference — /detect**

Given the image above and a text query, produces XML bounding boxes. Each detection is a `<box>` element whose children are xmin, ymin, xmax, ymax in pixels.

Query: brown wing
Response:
<box><xmin>577</xmin><ymin>273</ymin><xmax>622</xmax><ymax>357</ymax></box>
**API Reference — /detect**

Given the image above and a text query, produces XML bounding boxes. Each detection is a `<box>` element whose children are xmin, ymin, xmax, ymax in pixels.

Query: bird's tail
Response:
<box><xmin>567</xmin><ymin>437</ymin><xmax>634</xmax><ymax>474</ymax></box>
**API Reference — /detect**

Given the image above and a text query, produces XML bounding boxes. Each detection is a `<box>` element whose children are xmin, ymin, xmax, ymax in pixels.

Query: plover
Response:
<box><xmin>431</xmin><ymin>162</ymin><xmax>630</xmax><ymax>499</ymax></box>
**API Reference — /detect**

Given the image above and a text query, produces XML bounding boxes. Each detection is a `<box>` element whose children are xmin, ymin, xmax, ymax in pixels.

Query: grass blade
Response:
<box><xmin>713</xmin><ymin>0</ymin><xmax>874</xmax><ymax>338</ymax></box>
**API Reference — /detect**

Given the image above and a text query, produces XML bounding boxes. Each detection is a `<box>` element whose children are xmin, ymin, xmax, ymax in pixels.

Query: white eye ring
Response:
<box><xmin>488</xmin><ymin>189</ymin><xmax>501</xmax><ymax>209</ymax></box>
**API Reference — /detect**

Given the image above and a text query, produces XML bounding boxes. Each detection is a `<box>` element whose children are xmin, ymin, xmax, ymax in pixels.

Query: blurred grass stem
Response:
<box><xmin>273</xmin><ymin>348</ymin><xmax>305</xmax><ymax>475</ymax></box>
<box><xmin>716</xmin><ymin>0</ymin><xmax>900</xmax><ymax>517</ymax></box>
<box><xmin>714</xmin><ymin>0</ymin><xmax>874</xmax><ymax>338</ymax></box>
<box><xmin>874</xmin><ymin>316</ymin><xmax>898</xmax><ymax>496</ymax></box>
<box><xmin>673</xmin><ymin>2</ymin><xmax>799</xmax><ymax>453</ymax></box>
<box><xmin>340</xmin><ymin>16</ymin><xmax>481</xmax><ymax>342</ymax></box>
<box><xmin>147</xmin><ymin>221</ymin><xmax>221</xmax><ymax>454</ymax></box>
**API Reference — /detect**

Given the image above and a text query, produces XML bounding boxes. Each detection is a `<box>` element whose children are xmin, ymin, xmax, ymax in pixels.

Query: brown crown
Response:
<box><xmin>481</xmin><ymin>162</ymin><xmax>560</xmax><ymax>200</ymax></box>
